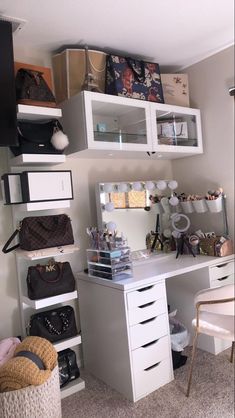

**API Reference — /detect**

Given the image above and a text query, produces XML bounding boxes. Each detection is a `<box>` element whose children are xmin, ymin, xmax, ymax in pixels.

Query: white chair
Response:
<box><xmin>186</xmin><ymin>284</ymin><xmax>235</xmax><ymax>397</ymax></box>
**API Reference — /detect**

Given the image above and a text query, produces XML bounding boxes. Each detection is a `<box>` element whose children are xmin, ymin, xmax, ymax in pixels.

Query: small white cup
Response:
<box><xmin>192</xmin><ymin>199</ymin><xmax>208</xmax><ymax>213</ymax></box>
<box><xmin>206</xmin><ymin>196</ymin><xmax>223</xmax><ymax>213</ymax></box>
<box><xmin>180</xmin><ymin>200</ymin><xmax>194</xmax><ymax>214</ymax></box>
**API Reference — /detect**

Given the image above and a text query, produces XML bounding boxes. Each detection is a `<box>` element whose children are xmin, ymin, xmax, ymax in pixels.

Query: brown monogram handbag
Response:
<box><xmin>2</xmin><ymin>214</ymin><xmax>74</xmax><ymax>253</ymax></box>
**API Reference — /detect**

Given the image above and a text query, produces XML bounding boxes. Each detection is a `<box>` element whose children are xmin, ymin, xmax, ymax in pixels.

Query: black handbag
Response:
<box><xmin>15</xmin><ymin>68</ymin><xmax>56</xmax><ymax>106</ymax></box>
<box><xmin>10</xmin><ymin>120</ymin><xmax>64</xmax><ymax>156</ymax></box>
<box><xmin>58</xmin><ymin>349</ymin><xmax>80</xmax><ymax>388</ymax></box>
<box><xmin>2</xmin><ymin>214</ymin><xmax>74</xmax><ymax>253</ymax></box>
<box><xmin>27</xmin><ymin>260</ymin><xmax>75</xmax><ymax>300</ymax></box>
<box><xmin>29</xmin><ymin>305</ymin><xmax>78</xmax><ymax>343</ymax></box>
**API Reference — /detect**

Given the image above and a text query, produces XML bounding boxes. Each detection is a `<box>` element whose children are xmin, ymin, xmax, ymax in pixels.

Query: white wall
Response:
<box><xmin>172</xmin><ymin>46</ymin><xmax>234</xmax><ymax>240</ymax></box>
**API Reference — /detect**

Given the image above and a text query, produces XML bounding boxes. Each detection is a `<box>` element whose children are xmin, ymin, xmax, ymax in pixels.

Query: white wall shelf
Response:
<box><xmin>18</xmin><ymin>200</ymin><xmax>71</xmax><ymax>212</ymax></box>
<box><xmin>22</xmin><ymin>291</ymin><xmax>78</xmax><ymax>309</ymax></box>
<box><xmin>61</xmin><ymin>377</ymin><xmax>85</xmax><ymax>399</ymax></box>
<box><xmin>16</xmin><ymin>245</ymin><xmax>79</xmax><ymax>260</ymax></box>
<box><xmin>54</xmin><ymin>335</ymin><xmax>82</xmax><ymax>352</ymax></box>
<box><xmin>17</xmin><ymin>104</ymin><xmax>62</xmax><ymax>120</ymax></box>
<box><xmin>10</xmin><ymin>153</ymin><xmax>66</xmax><ymax>166</ymax></box>
<box><xmin>12</xmin><ymin>104</ymin><xmax>85</xmax><ymax>400</ymax></box>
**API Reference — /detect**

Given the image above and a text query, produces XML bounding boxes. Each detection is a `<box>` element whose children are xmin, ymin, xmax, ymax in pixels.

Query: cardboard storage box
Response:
<box><xmin>52</xmin><ymin>49</ymin><xmax>107</xmax><ymax>104</ymax></box>
<box><xmin>161</xmin><ymin>74</ymin><xmax>190</xmax><ymax>107</ymax></box>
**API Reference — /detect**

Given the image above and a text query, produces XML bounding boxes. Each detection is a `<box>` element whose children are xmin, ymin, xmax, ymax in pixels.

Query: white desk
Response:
<box><xmin>77</xmin><ymin>253</ymin><xmax>234</xmax><ymax>402</ymax></box>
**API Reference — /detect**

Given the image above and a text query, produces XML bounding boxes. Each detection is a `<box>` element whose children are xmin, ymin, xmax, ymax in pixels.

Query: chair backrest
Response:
<box><xmin>194</xmin><ymin>284</ymin><xmax>235</xmax><ymax>316</ymax></box>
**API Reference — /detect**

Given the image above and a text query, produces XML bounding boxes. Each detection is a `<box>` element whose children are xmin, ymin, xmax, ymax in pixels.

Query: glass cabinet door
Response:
<box><xmin>84</xmin><ymin>92</ymin><xmax>152</xmax><ymax>151</ymax></box>
<box><xmin>151</xmin><ymin>104</ymin><xmax>203</xmax><ymax>155</ymax></box>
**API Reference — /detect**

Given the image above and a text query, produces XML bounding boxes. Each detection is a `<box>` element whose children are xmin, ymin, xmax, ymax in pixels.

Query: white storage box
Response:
<box><xmin>20</xmin><ymin>170</ymin><xmax>73</xmax><ymax>203</ymax></box>
<box><xmin>161</xmin><ymin>74</ymin><xmax>190</xmax><ymax>107</ymax></box>
<box><xmin>1</xmin><ymin>173</ymin><xmax>23</xmax><ymax>204</ymax></box>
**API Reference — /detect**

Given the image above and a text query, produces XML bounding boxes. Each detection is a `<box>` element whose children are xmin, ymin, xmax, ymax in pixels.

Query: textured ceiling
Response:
<box><xmin>0</xmin><ymin>0</ymin><xmax>234</xmax><ymax>70</ymax></box>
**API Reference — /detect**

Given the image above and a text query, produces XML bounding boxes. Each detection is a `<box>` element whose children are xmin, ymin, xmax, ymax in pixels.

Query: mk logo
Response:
<box><xmin>46</xmin><ymin>265</ymin><xmax>56</xmax><ymax>272</ymax></box>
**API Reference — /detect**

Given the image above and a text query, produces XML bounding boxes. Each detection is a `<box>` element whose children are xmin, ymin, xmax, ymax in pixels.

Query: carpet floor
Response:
<box><xmin>62</xmin><ymin>347</ymin><xmax>234</xmax><ymax>418</ymax></box>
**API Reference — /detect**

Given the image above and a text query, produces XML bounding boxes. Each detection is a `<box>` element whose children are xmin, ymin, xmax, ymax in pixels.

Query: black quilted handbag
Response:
<box><xmin>58</xmin><ymin>349</ymin><xmax>80</xmax><ymax>388</ymax></box>
<box><xmin>27</xmin><ymin>261</ymin><xmax>76</xmax><ymax>300</ymax></box>
<box><xmin>29</xmin><ymin>305</ymin><xmax>78</xmax><ymax>343</ymax></box>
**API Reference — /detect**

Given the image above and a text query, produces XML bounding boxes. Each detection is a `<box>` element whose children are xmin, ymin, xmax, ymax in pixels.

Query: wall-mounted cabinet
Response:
<box><xmin>62</xmin><ymin>91</ymin><xmax>203</xmax><ymax>159</ymax></box>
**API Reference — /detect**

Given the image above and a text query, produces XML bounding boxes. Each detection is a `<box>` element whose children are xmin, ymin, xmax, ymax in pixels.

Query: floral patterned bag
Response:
<box><xmin>105</xmin><ymin>54</ymin><xmax>164</xmax><ymax>103</ymax></box>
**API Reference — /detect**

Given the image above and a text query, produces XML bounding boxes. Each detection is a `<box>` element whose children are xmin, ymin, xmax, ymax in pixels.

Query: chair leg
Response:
<box><xmin>186</xmin><ymin>331</ymin><xmax>199</xmax><ymax>397</ymax></box>
<box><xmin>230</xmin><ymin>341</ymin><xmax>234</xmax><ymax>363</ymax></box>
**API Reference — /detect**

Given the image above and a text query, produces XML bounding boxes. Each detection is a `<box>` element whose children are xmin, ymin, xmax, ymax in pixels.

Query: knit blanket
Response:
<box><xmin>0</xmin><ymin>336</ymin><xmax>57</xmax><ymax>392</ymax></box>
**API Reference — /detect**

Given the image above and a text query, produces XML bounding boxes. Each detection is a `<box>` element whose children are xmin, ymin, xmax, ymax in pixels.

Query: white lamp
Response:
<box><xmin>104</xmin><ymin>202</ymin><xmax>114</xmax><ymax>212</ymax></box>
<box><xmin>168</xmin><ymin>180</ymin><xmax>178</xmax><ymax>190</ymax></box>
<box><xmin>132</xmin><ymin>182</ymin><xmax>143</xmax><ymax>191</ymax></box>
<box><xmin>103</xmin><ymin>183</ymin><xmax>113</xmax><ymax>193</ymax></box>
<box><xmin>106</xmin><ymin>221</ymin><xmax>117</xmax><ymax>232</ymax></box>
<box><xmin>156</xmin><ymin>180</ymin><xmax>167</xmax><ymax>191</ymax></box>
<box><xmin>169</xmin><ymin>196</ymin><xmax>179</xmax><ymax>206</ymax></box>
<box><xmin>145</xmin><ymin>181</ymin><xmax>155</xmax><ymax>191</ymax></box>
<box><xmin>117</xmin><ymin>183</ymin><xmax>128</xmax><ymax>193</ymax></box>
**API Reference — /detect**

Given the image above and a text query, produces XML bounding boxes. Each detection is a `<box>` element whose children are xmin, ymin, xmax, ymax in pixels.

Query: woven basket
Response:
<box><xmin>0</xmin><ymin>366</ymin><xmax>61</xmax><ymax>418</ymax></box>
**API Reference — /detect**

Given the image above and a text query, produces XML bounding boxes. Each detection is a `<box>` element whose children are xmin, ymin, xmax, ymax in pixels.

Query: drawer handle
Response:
<box><xmin>216</xmin><ymin>263</ymin><xmax>229</xmax><ymax>268</ymax></box>
<box><xmin>218</xmin><ymin>276</ymin><xmax>229</xmax><ymax>281</ymax></box>
<box><xmin>137</xmin><ymin>285</ymin><xmax>154</xmax><ymax>292</ymax></box>
<box><xmin>144</xmin><ymin>362</ymin><xmax>160</xmax><ymax>371</ymax></box>
<box><xmin>140</xmin><ymin>316</ymin><xmax>156</xmax><ymax>325</ymax></box>
<box><xmin>139</xmin><ymin>301</ymin><xmax>155</xmax><ymax>309</ymax></box>
<box><xmin>142</xmin><ymin>339</ymin><xmax>159</xmax><ymax>348</ymax></box>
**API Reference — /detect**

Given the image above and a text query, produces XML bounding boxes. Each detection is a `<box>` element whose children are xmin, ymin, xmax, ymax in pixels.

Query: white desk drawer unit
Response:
<box><xmin>132</xmin><ymin>335</ymin><xmax>169</xmax><ymax>371</ymax></box>
<box><xmin>127</xmin><ymin>282</ymin><xmax>165</xmax><ymax>309</ymax></box>
<box><xmin>134</xmin><ymin>357</ymin><xmax>172</xmax><ymax>399</ymax></box>
<box><xmin>210</xmin><ymin>273</ymin><xmax>234</xmax><ymax>288</ymax></box>
<box><xmin>209</xmin><ymin>261</ymin><xmax>234</xmax><ymax>281</ymax></box>
<box><xmin>126</xmin><ymin>280</ymin><xmax>172</xmax><ymax>399</ymax></box>
<box><xmin>128</xmin><ymin>298</ymin><xmax>166</xmax><ymax>326</ymax></box>
<box><xmin>130</xmin><ymin>314</ymin><xmax>168</xmax><ymax>350</ymax></box>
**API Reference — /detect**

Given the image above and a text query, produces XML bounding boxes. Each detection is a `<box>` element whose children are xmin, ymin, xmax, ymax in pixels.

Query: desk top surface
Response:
<box><xmin>77</xmin><ymin>253</ymin><xmax>234</xmax><ymax>291</ymax></box>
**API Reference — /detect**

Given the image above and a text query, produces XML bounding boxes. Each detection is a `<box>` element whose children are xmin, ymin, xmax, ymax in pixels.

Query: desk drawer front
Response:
<box><xmin>132</xmin><ymin>335</ymin><xmax>169</xmax><ymax>371</ymax></box>
<box><xmin>127</xmin><ymin>282</ymin><xmax>165</xmax><ymax>310</ymax></box>
<box><xmin>134</xmin><ymin>357</ymin><xmax>172</xmax><ymax>400</ymax></box>
<box><xmin>130</xmin><ymin>314</ymin><xmax>168</xmax><ymax>350</ymax></box>
<box><xmin>210</xmin><ymin>261</ymin><xmax>234</xmax><ymax>281</ymax></box>
<box><xmin>210</xmin><ymin>273</ymin><xmax>234</xmax><ymax>288</ymax></box>
<box><xmin>128</xmin><ymin>298</ymin><xmax>166</xmax><ymax>326</ymax></box>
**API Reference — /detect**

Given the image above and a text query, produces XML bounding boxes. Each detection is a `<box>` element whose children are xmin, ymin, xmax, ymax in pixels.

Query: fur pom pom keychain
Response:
<box><xmin>51</xmin><ymin>122</ymin><xmax>69</xmax><ymax>151</ymax></box>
